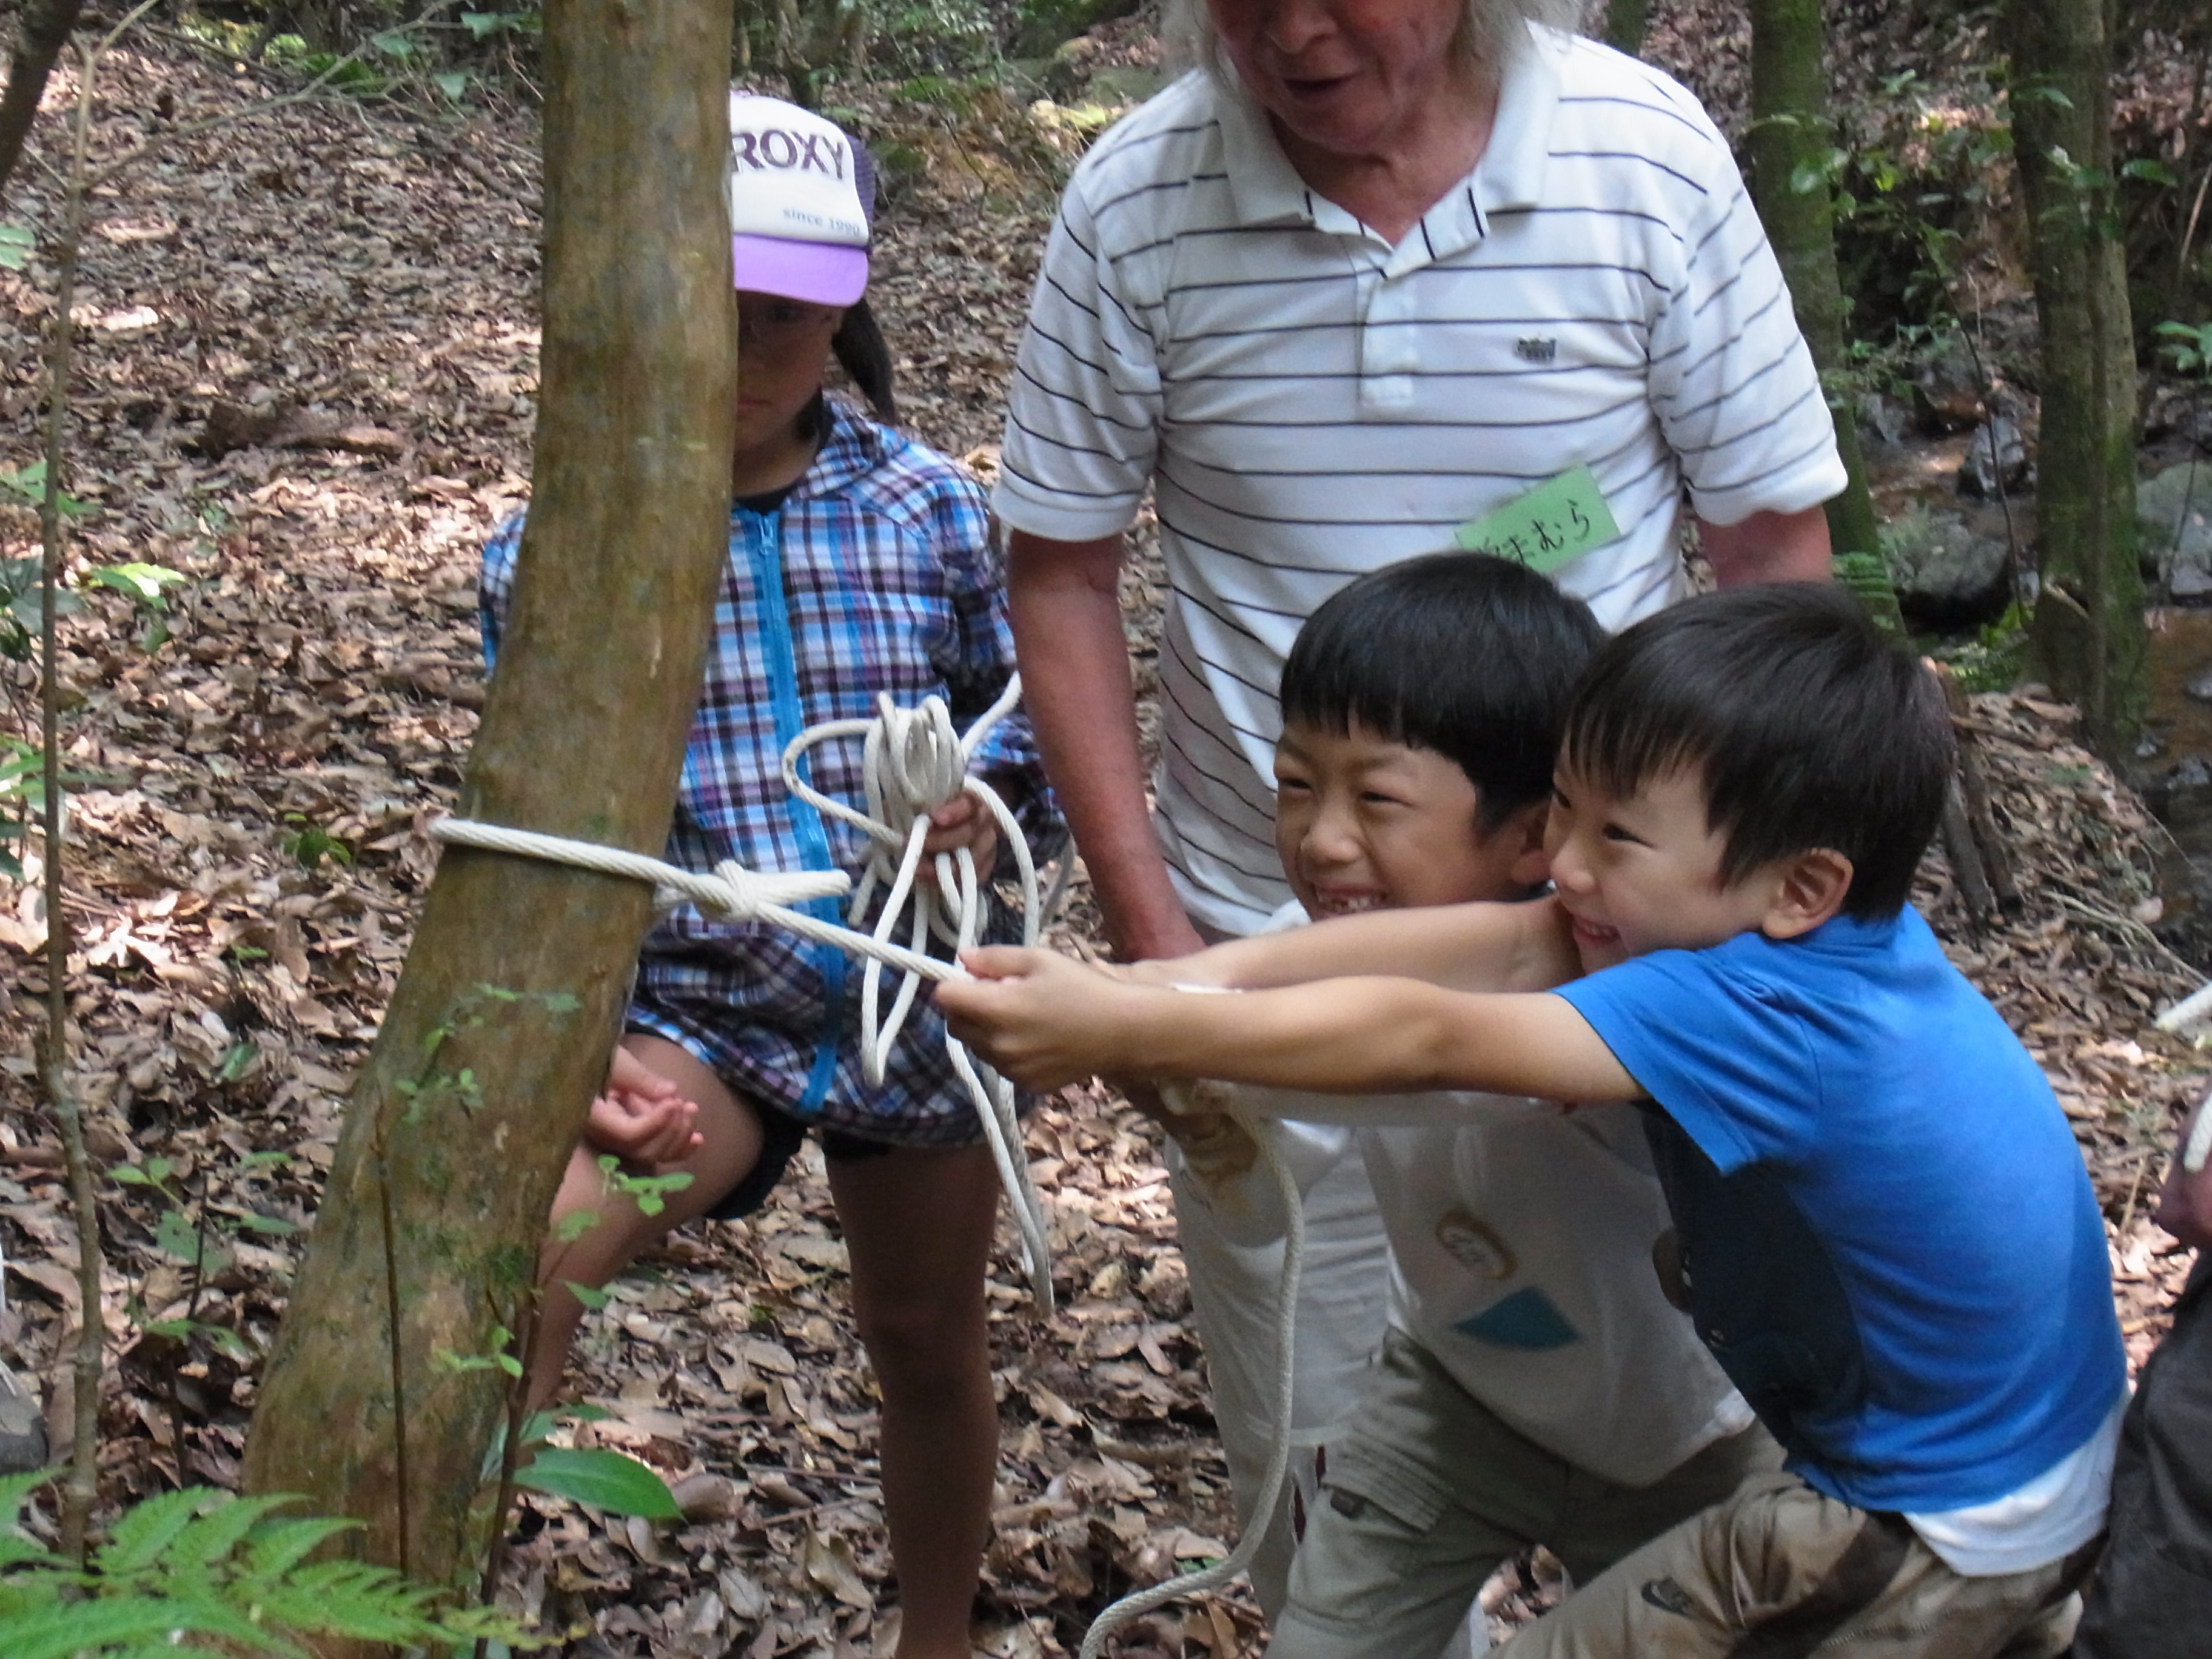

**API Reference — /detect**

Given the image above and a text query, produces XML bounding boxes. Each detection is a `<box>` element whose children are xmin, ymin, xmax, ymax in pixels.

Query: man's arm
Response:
<box><xmin>1697</xmin><ymin>504</ymin><xmax>1832</xmax><ymax>586</ymax></box>
<box><xmin>939</xmin><ymin>948</ymin><xmax>1640</xmax><ymax>1102</ymax></box>
<box><xmin>1008</xmin><ymin>528</ymin><xmax>1204</xmax><ymax>962</ymax></box>
<box><xmin>1124</xmin><ymin>894</ymin><xmax>1580</xmax><ymax>997</ymax></box>
<box><xmin>2157</xmin><ymin>1095</ymin><xmax>2212</xmax><ymax>1252</ymax></box>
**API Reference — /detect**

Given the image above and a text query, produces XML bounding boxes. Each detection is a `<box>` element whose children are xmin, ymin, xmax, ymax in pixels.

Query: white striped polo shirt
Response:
<box><xmin>994</xmin><ymin>28</ymin><xmax>1846</xmax><ymax>934</ymax></box>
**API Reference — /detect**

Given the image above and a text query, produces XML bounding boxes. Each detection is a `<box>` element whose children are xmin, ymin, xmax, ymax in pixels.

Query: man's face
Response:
<box><xmin>1206</xmin><ymin>0</ymin><xmax>1469</xmax><ymax>161</ymax></box>
<box><xmin>1543</xmin><ymin>762</ymin><xmax>1783</xmax><ymax>973</ymax></box>
<box><xmin>1273</xmin><ymin>718</ymin><xmax>1539</xmax><ymax>919</ymax></box>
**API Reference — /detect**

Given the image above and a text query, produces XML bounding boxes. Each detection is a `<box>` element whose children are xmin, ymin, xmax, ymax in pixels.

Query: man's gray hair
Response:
<box><xmin>1161</xmin><ymin>0</ymin><xmax>1592</xmax><ymax>93</ymax></box>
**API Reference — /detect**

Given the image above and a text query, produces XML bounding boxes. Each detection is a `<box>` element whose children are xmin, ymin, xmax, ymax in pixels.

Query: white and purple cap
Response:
<box><xmin>728</xmin><ymin>93</ymin><xmax>874</xmax><ymax>306</ymax></box>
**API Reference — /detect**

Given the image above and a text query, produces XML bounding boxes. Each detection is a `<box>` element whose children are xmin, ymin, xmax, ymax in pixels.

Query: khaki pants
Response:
<box><xmin>1492</xmin><ymin>1469</ymin><xmax>2094</xmax><ymax>1659</ymax></box>
<box><xmin>1267</xmin><ymin>1329</ymin><xmax>1785</xmax><ymax>1659</ymax></box>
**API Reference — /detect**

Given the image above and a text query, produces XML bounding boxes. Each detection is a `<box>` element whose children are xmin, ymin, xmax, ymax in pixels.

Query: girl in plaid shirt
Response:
<box><xmin>482</xmin><ymin>98</ymin><xmax>1057</xmax><ymax>1659</ymax></box>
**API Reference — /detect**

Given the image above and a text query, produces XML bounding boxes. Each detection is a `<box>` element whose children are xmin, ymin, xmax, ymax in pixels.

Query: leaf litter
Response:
<box><xmin>0</xmin><ymin>21</ymin><xmax>2202</xmax><ymax>1659</ymax></box>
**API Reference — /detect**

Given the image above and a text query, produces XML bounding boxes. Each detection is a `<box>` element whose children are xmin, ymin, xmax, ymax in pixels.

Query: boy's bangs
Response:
<box><xmin>1560</xmin><ymin>694</ymin><xmax>1712</xmax><ymax>819</ymax></box>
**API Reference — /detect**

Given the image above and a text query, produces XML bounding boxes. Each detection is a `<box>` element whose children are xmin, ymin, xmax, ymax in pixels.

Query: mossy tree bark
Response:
<box><xmin>0</xmin><ymin>0</ymin><xmax>86</xmax><ymax>202</ymax></box>
<box><xmin>2010</xmin><ymin>0</ymin><xmax>2144</xmax><ymax>753</ymax></box>
<box><xmin>1746</xmin><ymin>0</ymin><xmax>1891</xmax><ymax>619</ymax></box>
<box><xmin>1603</xmin><ymin>0</ymin><xmax>1646</xmax><ymax>58</ymax></box>
<box><xmin>240</xmin><ymin>0</ymin><xmax>737</xmax><ymax>1626</ymax></box>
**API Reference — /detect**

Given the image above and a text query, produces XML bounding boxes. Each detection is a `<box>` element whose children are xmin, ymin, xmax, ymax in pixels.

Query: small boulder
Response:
<box><xmin>0</xmin><ymin>1364</ymin><xmax>45</xmax><ymax>1475</ymax></box>
<box><xmin>1912</xmin><ymin>333</ymin><xmax>1985</xmax><ymax>434</ymax></box>
<box><xmin>1883</xmin><ymin>506</ymin><xmax>2014</xmax><ymax>631</ymax></box>
<box><xmin>1959</xmin><ymin>415</ymin><xmax>2028</xmax><ymax>499</ymax></box>
<box><xmin>2141</xmin><ymin>463</ymin><xmax>2212</xmax><ymax>596</ymax></box>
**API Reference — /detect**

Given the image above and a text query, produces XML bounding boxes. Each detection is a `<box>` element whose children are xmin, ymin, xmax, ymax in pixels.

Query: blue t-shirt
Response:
<box><xmin>1555</xmin><ymin>909</ymin><xmax>2123</xmax><ymax>1513</ymax></box>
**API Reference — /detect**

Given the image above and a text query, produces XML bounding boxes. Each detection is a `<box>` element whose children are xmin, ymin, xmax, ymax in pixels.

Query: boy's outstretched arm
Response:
<box><xmin>1121</xmin><ymin>893</ymin><xmax>1580</xmax><ymax>996</ymax></box>
<box><xmin>939</xmin><ymin>947</ymin><xmax>1641</xmax><ymax>1102</ymax></box>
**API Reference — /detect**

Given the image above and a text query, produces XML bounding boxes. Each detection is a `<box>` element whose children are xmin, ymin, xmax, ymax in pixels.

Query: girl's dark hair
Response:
<box><xmin>799</xmin><ymin>297</ymin><xmax>897</xmax><ymax>443</ymax></box>
<box><xmin>1562</xmin><ymin>583</ymin><xmax>1952</xmax><ymax>919</ymax></box>
<box><xmin>1281</xmin><ymin>552</ymin><xmax>1605</xmax><ymax>833</ymax></box>
<box><xmin>833</xmin><ymin>297</ymin><xmax>897</xmax><ymax>421</ymax></box>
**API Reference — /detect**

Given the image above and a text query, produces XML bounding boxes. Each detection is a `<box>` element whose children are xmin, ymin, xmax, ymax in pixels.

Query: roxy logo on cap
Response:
<box><xmin>731</xmin><ymin>126</ymin><xmax>849</xmax><ymax>181</ymax></box>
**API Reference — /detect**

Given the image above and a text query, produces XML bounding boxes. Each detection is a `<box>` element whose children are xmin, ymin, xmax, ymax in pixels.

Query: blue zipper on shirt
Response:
<box><xmin>739</xmin><ymin>504</ymin><xmax>846</xmax><ymax>1118</ymax></box>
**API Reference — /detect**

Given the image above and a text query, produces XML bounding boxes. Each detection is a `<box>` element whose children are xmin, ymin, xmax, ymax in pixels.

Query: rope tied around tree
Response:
<box><xmin>431</xmin><ymin>678</ymin><xmax>1313</xmax><ymax>1644</ymax></box>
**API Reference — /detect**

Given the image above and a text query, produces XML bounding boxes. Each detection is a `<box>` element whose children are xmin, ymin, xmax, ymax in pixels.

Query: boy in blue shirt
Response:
<box><xmin>939</xmin><ymin>583</ymin><xmax>2127</xmax><ymax>1657</ymax></box>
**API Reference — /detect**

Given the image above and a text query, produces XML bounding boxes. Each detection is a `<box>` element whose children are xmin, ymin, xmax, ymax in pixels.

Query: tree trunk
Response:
<box><xmin>1603</xmin><ymin>0</ymin><xmax>1646</xmax><ymax>58</ymax></box>
<box><xmin>240</xmin><ymin>0</ymin><xmax>737</xmax><ymax>1623</ymax></box>
<box><xmin>2011</xmin><ymin>0</ymin><xmax>2144</xmax><ymax>753</ymax></box>
<box><xmin>0</xmin><ymin>0</ymin><xmax>86</xmax><ymax>204</ymax></box>
<box><xmin>1744</xmin><ymin>0</ymin><xmax>1895</xmax><ymax>625</ymax></box>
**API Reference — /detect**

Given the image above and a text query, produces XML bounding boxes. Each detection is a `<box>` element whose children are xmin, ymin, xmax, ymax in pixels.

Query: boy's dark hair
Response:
<box><xmin>1281</xmin><ymin>552</ymin><xmax>1604</xmax><ymax>832</ymax></box>
<box><xmin>1563</xmin><ymin>583</ymin><xmax>1952</xmax><ymax>919</ymax></box>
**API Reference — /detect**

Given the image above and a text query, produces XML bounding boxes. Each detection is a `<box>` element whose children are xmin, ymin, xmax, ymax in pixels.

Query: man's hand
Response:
<box><xmin>583</xmin><ymin>1046</ymin><xmax>702</xmax><ymax>1167</ymax></box>
<box><xmin>938</xmin><ymin>946</ymin><xmax>1136</xmax><ymax>1088</ymax></box>
<box><xmin>2156</xmin><ymin>1097</ymin><xmax>2212</xmax><ymax>1252</ymax></box>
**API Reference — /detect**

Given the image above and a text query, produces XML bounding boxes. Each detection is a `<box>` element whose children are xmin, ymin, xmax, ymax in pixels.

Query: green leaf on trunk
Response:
<box><xmin>515</xmin><ymin>1446</ymin><xmax>680</xmax><ymax>1518</ymax></box>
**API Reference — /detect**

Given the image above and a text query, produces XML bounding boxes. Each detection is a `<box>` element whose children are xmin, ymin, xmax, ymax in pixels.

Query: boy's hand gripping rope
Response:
<box><xmin>429</xmin><ymin>676</ymin><xmax>1054</xmax><ymax>1310</ymax></box>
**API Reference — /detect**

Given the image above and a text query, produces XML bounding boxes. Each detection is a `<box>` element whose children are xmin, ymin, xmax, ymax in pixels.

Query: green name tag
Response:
<box><xmin>1453</xmin><ymin>465</ymin><xmax>1621</xmax><ymax>575</ymax></box>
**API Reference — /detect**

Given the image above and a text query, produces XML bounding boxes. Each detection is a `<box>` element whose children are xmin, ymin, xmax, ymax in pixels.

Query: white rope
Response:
<box><xmin>427</xmin><ymin>674</ymin><xmax>1054</xmax><ymax>1311</ymax></box>
<box><xmin>1079</xmin><ymin>1094</ymin><xmax>1304</xmax><ymax>1659</ymax></box>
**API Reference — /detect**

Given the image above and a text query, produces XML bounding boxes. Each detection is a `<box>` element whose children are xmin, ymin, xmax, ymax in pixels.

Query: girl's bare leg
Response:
<box><xmin>528</xmin><ymin>1034</ymin><xmax>765</xmax><ymax>1413</ymax></box>
<box><xmin>828</xmin><ymin>1142</ymin><xmax>1004</xmax><ymax>1659</ymax></box>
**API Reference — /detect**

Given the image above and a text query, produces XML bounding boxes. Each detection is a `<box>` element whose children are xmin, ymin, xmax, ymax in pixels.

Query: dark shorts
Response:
<box><xmin>702</xmin><ymin>1097</ymin><xmax>898</xmax><ymax>1222</ymax></box>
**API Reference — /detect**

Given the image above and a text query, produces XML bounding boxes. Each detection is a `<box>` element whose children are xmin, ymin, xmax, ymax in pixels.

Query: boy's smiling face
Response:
<box><xmin>1544</xmin><ymin>762</ymin><xmax>1804</xmax><ymax>971</ymax></box>
<box><xmin>1273</xmin><ymin>718</ymin><xmax>1547</xmax><ymax>917</ymax></box>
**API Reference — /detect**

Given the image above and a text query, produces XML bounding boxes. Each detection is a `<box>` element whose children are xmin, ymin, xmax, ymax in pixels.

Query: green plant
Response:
<box><xmin>2161</xmin><ymin>318</ymin><xmax>2212</xmax><ymax>377</ymax></box>
<box><xmin>0</xmin><ymin>1475</ymin><xmax>525</xmax><ymax>1655</ymax></box>
<box><xmin>1939</xmin><ymin>600</ymin><xmax>2032</xmax><ymax>694</ymax></box>
<box><xmin>278</xmin><ymin>813</ymin><xmax>354</xmax><ymax>871</ymax></box>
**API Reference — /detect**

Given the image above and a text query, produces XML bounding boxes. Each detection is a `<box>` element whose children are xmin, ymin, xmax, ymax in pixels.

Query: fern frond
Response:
<box><xmin>100</xmin><ymin>1486</ymin><xmax>223</xmax><ymax>1575</ymax></box>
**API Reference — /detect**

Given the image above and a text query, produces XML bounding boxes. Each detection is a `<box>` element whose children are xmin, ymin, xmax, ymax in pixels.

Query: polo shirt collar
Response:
<box><xmin>1476</xmin><ymin>21</ymin><xmax>1567</xmax><ymax>214</ymax></box>
<box><xmin>1216</xmin><ymin>76</ymin><xmax>1328</xmax><ymax>228</ymax></box>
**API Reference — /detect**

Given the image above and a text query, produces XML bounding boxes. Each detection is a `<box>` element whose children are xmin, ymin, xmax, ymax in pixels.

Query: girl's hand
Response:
<box><xmin>586</xmin><ymin>1047</ymin><xmax>703</xmax><ymax>1167</ymax></box>
<box><xmin>937</xmin><ymin>947</ymin><xmax>1134</xmax><ymax>1088</ymax></box>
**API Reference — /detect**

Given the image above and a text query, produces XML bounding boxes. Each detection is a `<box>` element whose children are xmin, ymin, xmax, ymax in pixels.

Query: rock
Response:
<box><xmin>1959</xmin><ymin>415</ymin><xmax>2028</xmax><ymax>499</ymax></box>
<box><xmin>2185</xmin><ymin>665</ymin><xmax>2212</xmax><ymax>704</ymax></box>
<box><xmin>1857</xmin><ymin>392</ymin><xmax>1911</xmax><ymax>448</ymax></box>
<box><xmin>2141</xmin><ymin>463</ymin><xmax>2212</xmax><ymax>595</ymax></box>
<box><xmin>1912</xmin><ymin>333</ymin><xmax>1985</xmax><ymax>434</ymax></box>
<box><xmin>1883</xmin><ymin>506</ymin><xmax>2014</xmax><ymax>631</ymax></box>
<box><xmin>1086</xmin><ymin>65</ymin><xmax>1165</xmax><ymax>106</ymax></box>
<box><xmin>0</xmin><ymin>1364</ymin><xmax>47</xmax><ymax>1475</ymax></box>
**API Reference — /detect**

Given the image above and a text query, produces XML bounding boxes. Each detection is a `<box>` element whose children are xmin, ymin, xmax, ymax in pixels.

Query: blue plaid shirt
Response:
<box><xmin>482</xmin><ymin>403</ymin><xmax>1058</xmax><ymax>1144</ymax></box>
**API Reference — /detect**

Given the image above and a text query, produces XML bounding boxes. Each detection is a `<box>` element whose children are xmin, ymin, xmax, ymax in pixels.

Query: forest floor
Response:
<box><xmin>0</xmin><ymin>12</ymin><xmax>2207</xmax><ymax>1658</ymax></box>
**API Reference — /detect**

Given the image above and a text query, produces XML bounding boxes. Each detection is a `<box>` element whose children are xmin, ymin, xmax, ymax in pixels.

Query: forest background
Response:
<box><xmin>0</xmin><ymin>0</ymin><xmax>2208</xmax><ymax>1651</ymax></box>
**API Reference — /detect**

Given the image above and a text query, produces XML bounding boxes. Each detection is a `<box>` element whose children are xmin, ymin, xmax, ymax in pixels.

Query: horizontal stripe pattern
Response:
<box><xmin>996</xmin><ymin>29</ymin><xmax>1844</xmax><ymax>931</ymax></box>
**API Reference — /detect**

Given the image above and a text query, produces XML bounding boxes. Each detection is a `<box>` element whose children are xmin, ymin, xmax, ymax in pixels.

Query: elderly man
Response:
<box><xmin>994</xmin><ymin>0</ymin><xmax>1843</xmax><ymax>1643</ymax></box>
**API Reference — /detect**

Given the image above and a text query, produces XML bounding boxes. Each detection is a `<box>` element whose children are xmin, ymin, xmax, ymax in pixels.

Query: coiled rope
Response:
<box><xmin>429</xmin><ymin>675</ymin><xmax>1052</xmax><ymax>1309</ymax></box>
